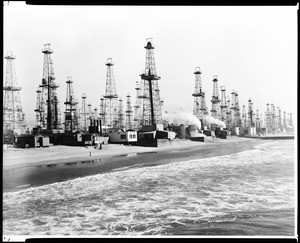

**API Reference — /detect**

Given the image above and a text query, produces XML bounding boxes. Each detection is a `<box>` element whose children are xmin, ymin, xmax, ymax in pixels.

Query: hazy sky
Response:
<box><xmin>3</xmin><ymin>2</ymin><xmax>297</xmax><ymax>127</ymax></box>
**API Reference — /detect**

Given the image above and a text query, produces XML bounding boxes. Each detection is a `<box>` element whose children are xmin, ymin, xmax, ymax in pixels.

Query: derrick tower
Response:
<box><xmin>133</xmin><ymin>81</ymin><xmax>142</xmax><ymax>130</ymax></box>
<box><xmin>192</xmin><ymin>67</ymin><xmax>207</xmax><ymax>121</ymax></box>
<box><xmin>260</xmin><ymin>114</ymin><xmax>264</xmax><ymax>128</ymax></box>
<box><xmin>241</xmin><ymin>105</ymin><xmax>247</xmax><ymax>129</ymax></box>
<box><xmin>139</xmin><ymin>38</ymin><xmax>162</xmax><ymax>126</ymax></box>
<box><xmin>80</xmin><ymin>93</ymin><xmax>88</xmax><ymax>132</ymax></box>
<box><xmin>270</xmin><ymin>103</ymin><xmax>276</xmax><ymax>133</ymax></box>
<box><xmin>219</xmin><ymin>86</ymin><xmax>227</xmax><ymax>122</ymax></box>
<box><xmin>277</xmin><ymin>106</ymin><xmax>282</xmax><ymax>131</ymax></box>
<box><xmin>266</xmin><ymin>103</ymin><xmax>271</xmax><ymax>133</ymax></box>
<box><xmin>93</xmin><ymin>107</ymin><xmax>98</xmax><ymax>119</ymax></box>
<box><xmin>288</xmin><ymin>113</ymin><xmax>293</xmax><ymax>127</ymax></box>
<box><xmin>3</xmin><ymin>51</ymin><xmax>25</xmax><ymax>132</ymax></box>
<box><xmin>103</xmin><ymin>58</ymin><xmax>118</xmax><ymax>130</ymax></box>
<box><xmin>255</xmin><ymin>109</ymin><xmax>260</xmax><ymax>130</ymax></box>
<box><xmin>248</xmin><ymin>98</ymin><xmax>254</xmax><ymax>127</ymax></box>
<box><xmin>230</xmin><ymin>90</ymin><xmax>237</xmax><ymax>127</ymax></box>
<box><xmin>226</xmin><ymin>96</ymin><xmax>232</xmax><ymax>129</ymax></box>
<box><xmin>64</xmin><ymin>76</ymin><xmax>79</xmax><ymax>133</ymax></box>
<box><xmin>34</xmin><ymin>44</ymin><xmax>61</xmax><ymax>130</ymax></box>
<box><xmin>234</xmin><ymin>92</ymin><xmax>241</xmax><ymax>126</ymax></box>
<box><xmin>99</xmin><ymin>96</ymin><xmax>105</xmax><ymax>123</ymax></box>
<box><xmin>210</xmin><ymin>76</ymin><xmax>220</xmax><ymax>119</ymax></box>
<box><xmin>88</xmin><ymin>102</ymin><xmax>92</xmax><ymax>120</ymax></box>
<box><xmin>125</xmin><ymin>93</ymin><xmax>134</xmax><ymax>130</ymax></box>
<box><xmin>117</xmin><ymin>96</ymin><xmax>124</xmax><ymax>129</ymax></box>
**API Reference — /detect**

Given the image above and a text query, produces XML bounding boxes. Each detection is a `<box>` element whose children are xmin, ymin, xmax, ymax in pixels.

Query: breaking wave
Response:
<box><xmin>3</xmin><ymin>140</ymin><xmax>295</xmax><ymax>236</ymax></box>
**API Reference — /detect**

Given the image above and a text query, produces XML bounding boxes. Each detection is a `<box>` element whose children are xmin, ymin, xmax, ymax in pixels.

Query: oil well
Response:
<box><xmin>3</xmin><ymin>39</ymin><xmax>295</xmax><ymax>148</ymax></box>
<box><xmin>3</xmin><ymin>52</ymin><xmax>27</xmax><ymax>144</ymax></box>
<box><xmin>13</xmin><ymin>44</ymin><xmax>106</xmax><ymax>148</ymax></box>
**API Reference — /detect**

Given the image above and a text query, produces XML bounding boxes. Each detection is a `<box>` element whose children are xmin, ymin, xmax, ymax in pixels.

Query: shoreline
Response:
<box><xmin>2</xmin><ymin>138</ymin><xmax>294</xmax><ymax>237</ymax></box>
<box><xmin>3</xmin><ymin>136</ymin><xmax>270</xmax><ymax>171</ymax></box>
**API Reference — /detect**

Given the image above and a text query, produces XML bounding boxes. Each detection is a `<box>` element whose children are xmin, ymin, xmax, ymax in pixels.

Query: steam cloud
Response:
<box><xmin>162</xmin><ymin>111</ymin><xmax>202</xmax><ymax>130</ymax></box>
<box><xmin>204</xmin><ymin>116</ymin><xmax>226</xmax><ymax>128</ymax></box>
<box><xmin>162</xmin><ymin>111</ymin><xmax>226</xmax><ymax>129</ymax></box>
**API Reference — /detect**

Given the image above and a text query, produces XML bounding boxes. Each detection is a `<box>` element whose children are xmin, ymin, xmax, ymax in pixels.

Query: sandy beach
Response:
<box><xmin>3</xmin><ymin>136</ymin><xmax>267</xmax><ymax>171</ymax></box>
<box><xmin>3</xmin><ymin>139</ymin><xmax>295</xmax><ymax>237</ymax></box>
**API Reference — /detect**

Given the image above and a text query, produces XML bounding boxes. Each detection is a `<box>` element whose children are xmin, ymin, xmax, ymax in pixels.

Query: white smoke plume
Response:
<box><xmin>204</xmin><ymin>116</ymin><xmax>226</xmax><ymax>128</ymax></box>
<box><xmin>162</xmin><ymin>111</ymin><xmax>202</xmax><ymax>130</ymax></box>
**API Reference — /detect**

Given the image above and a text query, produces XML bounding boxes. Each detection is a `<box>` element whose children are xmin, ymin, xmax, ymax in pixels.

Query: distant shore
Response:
<box><xmin>3</xmin><ymin>136</ymin><xmax>269</xmax><ymax>171</ymax></box>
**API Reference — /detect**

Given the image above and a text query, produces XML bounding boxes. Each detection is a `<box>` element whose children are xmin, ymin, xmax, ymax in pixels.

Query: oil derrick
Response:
<box><xmin>288</xmin><ymin>113</ymin><xmax>293</xmax><ymax>127</ymax></box>
<box><xmin>34</xmin><ymin>44</ymin><xmax>61</xmax><ymax>130</ymax></box>
<box><xmin>160</xmin><ymin>98</ymin><xmax>165</xmax><ymax>116</ymax></box>
<box><xmin>80</xmin><ymin>93</ymin><xmax>88</xmax><ymax>132</ymax></box>
<box><xmin>192</xmin><ymin>67</ymin><xmax>207</xmax><ymax>121</ymax></box>
<box><xmin>255</xmin><ymin>109</ymin><xmax>260</xmax><ymax>130</ymax></box>
<box><xmin>140</xmin><ymin>38</ymin><xmax>162</xmax><ymax>126</ymax></box>
<box><xmin>210</xmin><ymin>76</ymin><xmax>220</xmax><ymax>119</ymax></box>
<box><xmin>125</xmin><ymin>93</ymin><xmax>134</xmax><ymax>130</ymax></box>
<box><xmin>234</xmin><ymin>92</ymin><xmax>241</xmax><ymax>127</ymax></box>
<box><xmin>230</xmin><ymin>91</ymin><xmax>237</xmax><ymax>127</ymax></box>
<box><xmin>138</xmin><ymin>78</ymin><xmax>150</xmax><ymax>125</ymax></box>
<box><xmin>226</xmin><ymin>96</ymin><xmax>232</xmax><ymax>129</ymax></box>
<box><xmin>133</xmin><ymin>81</ymin><xmax>142</xmax><ymax>130</ymax></box>
<box><xmin>265</xmin><ymin>103</ymin><xmax>271</xmax><ymax>133</ymax></box>
<box><xmin>241</xmin><ymin>105</ymin><xmax>247</xmax><ymax>129</ymax></box>
<box><xmin>103</xmin><ymin>58</ymin><xmax>118</xmax><ymax>130</ymax></box>
<box><xmin>230</xmin><ymin>91</ymin><xmax>241</xmax><ymax>127</ymax></box>
<box><xmin>248</xmin><ymin>98</ymin><xmax>254</xmax><ymax>127</ymax></box>
<box><xmin>99</xmin><ymin>96</ymin><xmax>105</xmax><ymax>123</ymax></box>
<box><xmin>93</xmin><ymin>107</ymin><xmax>98</xmax><ymax>119</ymax></box>
<box><xmin>270</xmin><ymin>103</ymin><xmax>276</xmax><ymax>133</ymax></box>
<box><xmin>3</xmin><ymin>51</ymin><xmax>25</xmax><ymax>133</ymax></box>
<box><xmin>277</xmin><ymin>107</ymin><xmax>282</xmax><ymax>132</ymax></box>
<box><xmin>260</xmin><ymin>114</ymin><xmax>264</xmax><ymax>128</ymax></box>
<box><xmin>64</xmin><ymin>76</ymin><xmax>79</xmax><ymax>133</ymax></box>
<box><xmin>87</xmin><ymin>103</ymin><xmax>92</xmax><ymax>119</ymax></box>
<box><xmin>117</xmin><ymin>97</ymin><xmax>124</xmax><ymax>129</ymax></box>
<box><xmin>219</xmin><ymin>86</ymin><xmax>227</xmax><ymax>122</ymax></box>
<box><xmin>35</xmin><ymin>87</ymin><xmax>43</xmax><ymax>127</ymax></box>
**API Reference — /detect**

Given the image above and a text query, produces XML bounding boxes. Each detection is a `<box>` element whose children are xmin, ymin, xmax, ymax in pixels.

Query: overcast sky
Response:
<box><xmin>3</xmin><ymin>2</ymin><xmax>297</xmax><ymax>127</ymax></box>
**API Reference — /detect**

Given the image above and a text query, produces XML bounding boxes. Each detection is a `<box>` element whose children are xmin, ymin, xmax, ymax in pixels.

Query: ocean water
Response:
<box><xmin>3</xmin><ymin>140</ymin><xmax>295</xmax><ymax>236</ymax></box>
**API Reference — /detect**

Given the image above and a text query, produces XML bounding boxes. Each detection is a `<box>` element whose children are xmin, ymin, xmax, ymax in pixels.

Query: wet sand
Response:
<box><xmin>3</xmin><ymin>137</ymin><xmax>270</xmax><ymax>191</ymax></box>
<box><xmin>3</xmin><ymin>136</ymin><xmax>267</xmax><ymax>171</ymax></box>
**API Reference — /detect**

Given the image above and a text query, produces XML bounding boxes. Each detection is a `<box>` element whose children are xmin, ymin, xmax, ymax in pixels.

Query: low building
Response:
<box><xmin>137</xmin><ymin>129</ymin><xmax>176</xmax><ymax>147</ymax></box>
<box><xmin>108</xmin><ymin>130</ymin><xmax>138</xmax><ymax>144</ymax></box>
<box><xmin>15</xmin><ymin>134</ymin><xmax>50</xmax><ymax>148</ymax></box>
